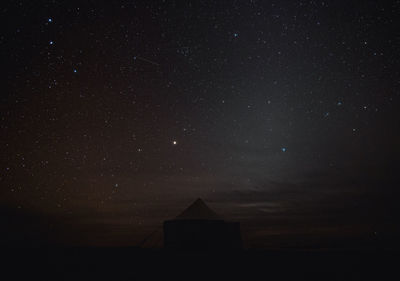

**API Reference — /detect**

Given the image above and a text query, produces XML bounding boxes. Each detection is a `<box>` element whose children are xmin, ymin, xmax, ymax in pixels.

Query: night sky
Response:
<box><xmin>1</xmin><ymin>1</ymin><xmax>399</xmax><ymax>248</ymax></box>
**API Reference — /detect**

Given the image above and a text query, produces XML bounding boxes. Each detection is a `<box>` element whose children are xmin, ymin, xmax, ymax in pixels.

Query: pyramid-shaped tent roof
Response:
<box><xmin>175</xmin><ymin>198</ymin><xmax>221</xmax><ymax>220</ymax></box>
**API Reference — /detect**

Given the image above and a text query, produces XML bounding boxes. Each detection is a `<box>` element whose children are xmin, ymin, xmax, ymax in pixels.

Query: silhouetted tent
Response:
<box><xmin>163</xmin><ymin>198</ymin><xmax>242</xmax><ymax>250</ymax></box>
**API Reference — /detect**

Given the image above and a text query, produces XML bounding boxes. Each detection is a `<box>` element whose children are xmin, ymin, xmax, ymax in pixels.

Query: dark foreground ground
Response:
<box><xmin>3</xmin><ymin>247</ymin><xmax>399</xmax><ymax>280</ymax></box>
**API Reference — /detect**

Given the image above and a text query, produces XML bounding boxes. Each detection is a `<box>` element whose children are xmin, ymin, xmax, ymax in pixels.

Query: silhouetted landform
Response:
<box><xmin>2</xmin><ymin>204</ymin><xmax>400</xmax><ymax>280</ymax></box>
<box><xmin>2</xmin><ymin>247</ymin><xmax>399</xmax><ymax>280</ymax></box>
<box><xmin>163</xmin><ymin>198</ymin><xmax>242</xmax><ymax>250</ymax></box>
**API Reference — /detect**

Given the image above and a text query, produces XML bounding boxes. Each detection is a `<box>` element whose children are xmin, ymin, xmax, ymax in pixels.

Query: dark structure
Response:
<box><xmin>163</xmin><ymin>198</ymin><xmax>242</xmax><ymax>250</ymax></box>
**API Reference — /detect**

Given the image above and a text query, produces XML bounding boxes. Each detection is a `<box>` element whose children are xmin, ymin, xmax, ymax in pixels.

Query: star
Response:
<box><xmin>172</xmin><ymin>140</ymin><xmax>177</xmax><ymax>145</ymax></box>
<box><xmin>49</xmin><ymin>41</ymin><xmax>54</xmax><ymax>45</ymax></box>
<box><xmin>48</xmin><ymin>18</ymin><xmax>52</xmax><ymax>23</ymax></box>
<box><xmin>281</xmin><ymin>147</ymin><xmax>286</xmax><ymax>152</ymax></box>
<box><xmin>73</xmin><ymin>69</ymin><xmax>77</xmax><ymax>73</ymax></box>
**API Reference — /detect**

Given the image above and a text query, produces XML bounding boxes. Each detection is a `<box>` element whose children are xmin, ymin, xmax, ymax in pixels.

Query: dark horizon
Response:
<box><xmin>2</xmin><ymin>196</ymin><xmax>399</xmax><ymax>250</ymax></box>
<box><xmin>1</xmin><ymin>1</ymin><xmax>400</xmax><ymax>251</ymax></box>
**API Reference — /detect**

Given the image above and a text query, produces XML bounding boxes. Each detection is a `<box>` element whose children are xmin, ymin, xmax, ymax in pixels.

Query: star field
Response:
<box><xmin>1</xmin><ymin>1</ymin><xmax>399</xmax><ymax>247</ymax></box>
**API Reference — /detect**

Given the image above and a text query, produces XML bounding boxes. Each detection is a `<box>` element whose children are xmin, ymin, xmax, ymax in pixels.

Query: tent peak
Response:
<box><xmin>175</xmin><ymin>198</ymin><xmax>220</xmax><ymax>220</ymax></box>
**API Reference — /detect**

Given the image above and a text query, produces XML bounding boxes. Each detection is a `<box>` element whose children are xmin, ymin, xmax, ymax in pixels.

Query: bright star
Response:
<box><xmin>49</xmin><ymin>41</ymin><xmax>54</xmax><ymax>45</ymax></box>
<box><xmin>48</xmin><ymin>18</ymin><xmax>52</xmax><ymax>23</ymax></box>
<box><xmin>281</xmin><ymin>147</ymin><xmax>286</xmax><ymax>152</ymax></box>
<box><xmin>73</xmin><ymin>69</ymin><xmax>77</xmax><ymax>73</ymax></box>
<box><xmin>172</xmin><ymin>140</ymin><xmax>177</xmax><ymax>145</ymax></box>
